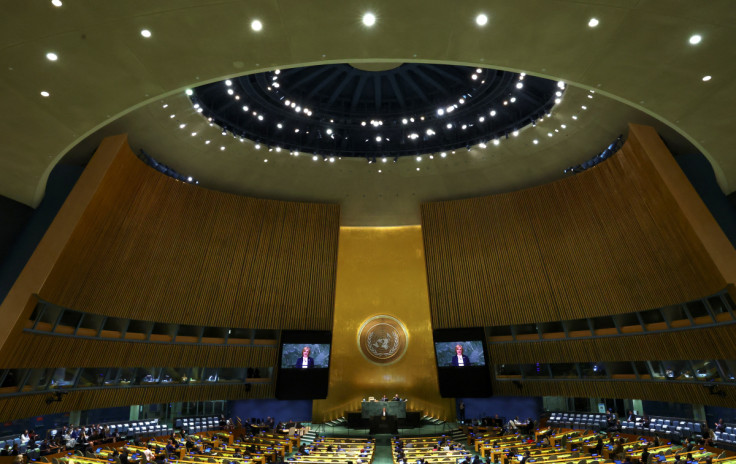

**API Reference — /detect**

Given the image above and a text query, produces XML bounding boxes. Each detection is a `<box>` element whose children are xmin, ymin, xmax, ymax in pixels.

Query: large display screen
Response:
<box><xmin>433</xmin><ymin>327</ymin><xmax>492</xmax><ymax>397</ymax></box>
<box><xmin>281</xmin><ymin>343</ymin><xmax>331</xmax><ymax>369</ymax></box>
<box><xmin>434</xmin><ymin>340</ymin><xmax>486</xmax><ymax>367</ymax></box>
<box><xmin>275</xmin><ymin>330</ymin><xmax>331</xmax><ymax>399</ymax></box>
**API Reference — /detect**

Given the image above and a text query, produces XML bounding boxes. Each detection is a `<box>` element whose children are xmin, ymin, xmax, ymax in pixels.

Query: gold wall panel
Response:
<box><xmin>36</xmin><ymin>136</ymin><xmax>339</xmax><ymax>330</ymax></box>
<box><xmin>422</xmin><ymin>125</ymin><xmax>730</xmax><ymax>328</ymax></box>
<box><xmin>312</xmin><ymin>226</ymin><xmax>454</xmax><ymax>422</ymax></box>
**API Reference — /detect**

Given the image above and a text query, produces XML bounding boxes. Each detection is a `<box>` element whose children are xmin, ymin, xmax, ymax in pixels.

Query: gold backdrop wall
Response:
<box><xmin>312</xmin><ymin>226</ymin><xmax>454</xmax><ymax>422</ymax></box>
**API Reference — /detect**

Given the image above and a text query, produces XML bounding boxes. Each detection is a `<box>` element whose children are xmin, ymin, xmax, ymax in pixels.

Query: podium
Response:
<box><xmin>360</xmin><ymin>400</ymin><xmax>407</xmax><ymax>418</ymax></box>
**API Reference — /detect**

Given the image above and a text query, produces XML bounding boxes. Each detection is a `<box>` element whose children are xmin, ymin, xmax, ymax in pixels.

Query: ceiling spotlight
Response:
<box><xmin>277</xmin><ymin>123</ymin><xmax>283</xmax><ymax>129</ymax></box>
<box><xmin>220</xmin><ymin>146</ymin><xmax>226</xmax><ymax>151</ymax></box>
<box><xmin>461</xmin><ymin>125</ymin><xmax>467</xmax><ymax>130</ymax></box>
<box><xmin>179</xmin><ymin>123</ymin><xmax>186</xmax><ymax>129</ymax></box>
<box><xmin>251</xmin><ymin>19</ymin><xmax>263</xmax><ymax>31</ymax></box>
<box><xmin>40</xmin><ymin>91</ymin><xmax>50</xmax><ymax>97</ymax></box>
<box><xmin>572</xmin><ymin>115</ymin><xmax>578</xmax><ymax>120</ymax></box>
<box><xmin>446</xmin><ymin>123</ymin><xmax>452</xmax><ymax>129</ymax></box>
<box><xmin>702</xmin><ymin>75</ymin><xmax>712</xmax><ymax>81</ymax></box>
<box><xmin>46</xmin><ymin>52</ymin><xmax>58</xmax><ymax>61</ymax></box>
<box><xmin>689</xmin><ymin>34</ymin><xmax>702</xmax><ymax>45</ymax></box>
<box><xmin>493</xmin><ymin>139</ymin><xmax>500</xmax><ymax>146</ymax></box>
<box><xmin>555</xmin><ymin>98</ymin><xmax>561</xmax><ymax>104</ymax></box>
<box><xmin>437</xmin><ymin>108</ymin><xmax>445</xmax><ymax>116</ymax></box>
<box><xmin>382</xmin><ymin>157</ymin><xmax>387</xmax><ymax>163</ymax></box>
<box><xmin>258</xmin><ymin>115</ymin><xmax>264</xmax><ymax>120</ymax></box>
<box><xmin>490</xmin><ymin>110</ymin><xmax>496</xmax><ymax>116</ymax></box>
<box><xmin>478</xmin><ymin>116</ymin><xmax>485</xmax><ymax>122</ymax></box>
<box><xmin>512</xmin><ymin>130</ymin><xmax>519</xmax><ymax>137</ymax></box>
<box><xmin>588</xmin><ymin>18</ymin><xmax>599</xmax><ymax>28</ymax></box>
<box><xmin>51</xmin><ymin>0</ymin><xmax>62</xmax><ymax>6</ymax></box>
<box><xmin>416</xmin><ymin>156</ymin><xmax>422</xmax><ymax>162</ymax></box>
<box><xmin>561</xmin><ymin>124</ymin><xmax>567</xmax><ymax>129</ymax></box>
<box><xmin>329</xmin><ymin>157</ymin><xmax>335</xmax><ymax>163</ymax></box>
<box><xmin>140</xmin><ymin>29</ymin><xmax>152</xmax><ymax>38</ymax></box>
<box><xmin>402</xmin><ymin>118</ymin><xmax>408</xmax><ymax>125</ymax></box>
<box><xmin>185</xmin><ymin>89</ymin><xmax>193</xmax><ymax>96</ymax></box>
<box><xmin>375</xmin><ymin>136</ymin><xmax>382</xmax><ymax>142</ymax></box>
<box><xmin>362</xmin><ymin>12</ymin><xmax>376</xmax><ymax>27</ymax></box>
<box><xmin>475</xmin><ymin>13</ymin><xmax>488</xmax><ymax>26</ymax></box>
<box><xmin>533</xmin><ymin>139</ymin><xmax>539</xmax><ymax>145</ymax></box>
<box><xmin>516</xmin><ymin>82</ymin><xmax>523</xmax><ymax>89</ymax></box>
<box><xmin>312</xmin><ymin>155</ymin><xmax>318</xmax><ymax>161</ymax></box>
<box><xmin>440</xmin><ymin>152</ymin><xmax>447</xmax><ymax>158</ymax></box>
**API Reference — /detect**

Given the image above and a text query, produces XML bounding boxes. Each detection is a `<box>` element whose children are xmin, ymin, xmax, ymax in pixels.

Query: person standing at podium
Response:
<box><xmin>451</xmin><ymin>344</ymin><xmax>471</xmax><ymax>366</ymax></box>
<box><xmin>295</xmin><ymin>346</ymin><xmax>314</xmax><ymax>368</ymax></box>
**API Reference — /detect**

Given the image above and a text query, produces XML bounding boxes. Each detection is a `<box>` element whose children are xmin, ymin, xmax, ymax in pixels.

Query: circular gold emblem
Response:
<box><xmin>357</xmin><ymin>315</ymin><xmax>408</xmax><ymax>365</ymax></box>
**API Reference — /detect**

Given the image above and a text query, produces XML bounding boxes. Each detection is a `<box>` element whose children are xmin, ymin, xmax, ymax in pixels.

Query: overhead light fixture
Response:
<box><xmin>185</xmin><ymin>89</ymin><xmax>193</xmax><ymax>96</ymax></box>
<box><xmin>475</xmin><ymin>13</ymin><xmax>488</xmax><ymax>26</ymax></box>
<box><xmin>689</xmin><ymin>34</ymin><xmax>702</xmax><ymax>45</ymax></box>
<box><xmin>362</xmin><ymin>12</ymin><xmax>376</xmax><ymax>27</ymax></box>
<box><xmin>140</xmin><ymin>29</ymin><xmax>152</xmax><ymax>38</ymax></box>
<box><xmin>251</xmin><ymin>19</ymin><xmax>263</xmax><ymax>31</ymax></box>
<box><xmin>40</xmin><ymin>91</ymin><xmax>50</xmax><ymax>97</ymax></box>
<box><xmin>51</xmin><ymin>0</ymin><xmax>62</xmax><ymax>6</ymax></box>
<box><xmin>702</xmin><ymin>75</ymin><xmax>712</xmax><ymax>81</ymax></box>
<box><xmin>46</xmin><ymin>52</ymin><xmax>58</xmax><ymax>61</ymax></box>
<box><xmin>588</xmin><ymin>18</ymin><xmax>599</xmax><ymax>28</ymax></box>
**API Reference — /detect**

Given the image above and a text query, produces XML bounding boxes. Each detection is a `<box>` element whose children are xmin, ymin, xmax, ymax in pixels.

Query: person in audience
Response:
<box><xmin>673</xmin><ymin>454</ymin><xmax>682</xmax><ymax>464</ymax></box>
<box><xmin>652</xmin><ymin>436</ymin><xmax>660</xmax><ymax>447</ymax></box>
<box><xmin>120</xmin><ymin>448</ymin><xmax>129</xmax><ymax>464</ymax></box>
<box><xmin>20</xmin><ymin>430</ymin><xmax>30</xmax><ymax>445</ymax></box>
<box><xmin>165</xmin><ymin>440</ymin><xmax>176</xmax><ymax>455</ymax></box>
<box><xmin>451</xmin><ymin>344</ymin><xmax>471</xmax><ymax>366</ymax></box>
<box><xmin>714</xmin><ymin>419</ymin><xmax>725</xmax><ymax>433</ymax></box>
<box><xmin>520</xmin><ymin>451</ymin><xmax>531</xmax><ymax>464</ymax></box>
<box><xmin>640</xmin><ymin>445</ymin><xmax>650</xmax><ymax>464</ymax></box>
<box><xmin>641</xmin><ymin>416</ymin><xmax>651</xmax><ymax>429</ymax></box>
<box><xmin>627</xmin><ymin>410</ymin><xmax>636</xmax><ymax>421</ymax></box>
<box><xmin>393</xmin><ymin>393</ymin><xmax>401</xmax><ymax>401</ymax></box>
<box><xmin>684</xmin><ymin>438</ymin><xmax>694</xmax><ymax>452</ymax></box>
<box><xmin>593</xmin><ymin>436</ymin><xmax>604</xmax><ymax>455</ymax></box>
<box><xmin>612</xmin><ymin>438</ymin><xmax>625</xmax><ymax>462</ymax></box>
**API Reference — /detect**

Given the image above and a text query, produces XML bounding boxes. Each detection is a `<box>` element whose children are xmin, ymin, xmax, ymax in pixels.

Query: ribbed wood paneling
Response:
<box><xmin>489</xmin><ymin>324</ymin><xmax>736</xmax><ymax>364</ymax></box>
<box><xmin>422</xmin><ymin>130</ymin><xmax>725</xmax><ymax>327</ymax></box>
<box><xmin>0</xmin><ymin>333</ymin><xmax>277</xmax><ymax>369</ymax></box>
<box><xmin>38</xmin><ymin>140</ymin><xmax>339</xmax><ymax>330</ymax></box>
<box><xmin>0</xmin><ymin>383</ymin><xmax>273</xmax><ymax>422</ymax></box>
<box><xmin>492</xmin><ymin>379</ymin><xmax>736</xmax><ymax>408</ymax></box>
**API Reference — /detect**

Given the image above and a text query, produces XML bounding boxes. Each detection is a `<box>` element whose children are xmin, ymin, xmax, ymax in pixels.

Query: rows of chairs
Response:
<box><xmin>715</xmin><ymin>424</ymin><xmax>736</xmax><ymax>447</ymax></box>
<box><xmin>47</xmin><ymin>420</ymin><xmax>167</xmax><ymax>440</ymax></box>
<box><xmin>620</xmin><ymin>417</ymin><xmax>703</xmax><ymax>439</ymax></box>
<box><xmin>174</xmin><ymin>416</ymin><xmax>220</xmax><ymax>433</ymax></box>
<box><xmin>548</xmin><ymin>413</ymin><xmax>707</xmax><ymax>440</ymax></box>
<box><xmin>548</xmin><ymin>413</ymin><xmax>609</xmax><ymax>430</ymax></box>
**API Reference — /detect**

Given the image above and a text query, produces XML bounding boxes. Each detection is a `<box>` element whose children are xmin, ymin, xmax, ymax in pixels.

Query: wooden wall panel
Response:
<box><xmin>492</xmin><ymin>379</ymin><xmax>736</xmax><ymax>408</ymax></box>
<box><xmin>422</xmin><ymin>125</ymin><xmax>727</xmax><ymax>327</ymax></box>
<box><xmin>0</xmin><ymin>333</ymin><xmax>277</xmax><ymax>369</ymax></box>
<box><xmin>489</xmin><ymin>325</ymin><xmax>736</xmax><ymax>364</ymax></box>
<box><xmin>37</xmin><ymin>138</ymin><xmax>339</xmax><ymax>330</ymax></box>
<box><xmin>0</xmin><ymin>383</ymin><xmax>274</xmax><ymax>422</ymax></box>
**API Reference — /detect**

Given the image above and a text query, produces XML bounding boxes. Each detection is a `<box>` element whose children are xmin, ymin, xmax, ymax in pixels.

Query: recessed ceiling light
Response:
<box><xmin>702</xmin><ymin>75</ymin><xmax>712</xmax><ymax>81</ymax></box>
<box><xmin>516</xmin><ymin>82</ymin><xmax>523</xmax><ymax>89</ymax></box>
<box><xmin>493</xmin><ymin>139</ymin><xmax>500</xmax><ymax>146</ymax></box>
<box><xmin>588</xmin><ymin>18</ymin><xmax>599</xmax><ymax>28</ymax></box>
<box><xmin>191</xmin><ymin>132</ymin><xmax>197</xmax><ymax>136</ymax></box>
<box><xmin>475</xmin><ymin>13</ymin><xmax>488</xmax><ymax>26</ymax></box>
<box><xmin>689</xmin><ymin>34</ymin><xmax>702</xmax><ymax>45</ymax></box>
<box><xmin>220</xmin><ymin>146</ymin><xmax>226</xmax><ymax>151</ymax></box>
<box><xmin>40</xmin><ymin>91</ymin><xmax>50</xmax><ymax>97</ymax></box>
<box><xmin>140</xmin><ymin>29</ymin><xmax>152</xmax><ymax>38</ymax></box>
<box><xmin>185</xmin><ymin>89</ymin><xmax>193</xmax><ymax>96</ymax></box>
<box><xmin>264</xmin><ymin>159</ymin><xmax>268</xmax><ymax>163</ymax></box>
<box><xmin>251</xmin><ymin>19</ymin><xmax>263</xmax><ymax>31</ymax></box>
<box><xmin>51</xmin><ymin>0</ymin><xmax>62</xmax><ymax>6</ymax></box>
<box><xmin>512</xmin><ymin>130</ymin><xmax>519</xmax><ymax>137</ymax></box>
<box><xmin>533</xmin><ymin>139</ymin><xmax>539</xmax><ymax>144</ymax></box>
<box><xmin>205</xmin><ymin>140</ymin><xmax>211</xmax><ymax>144</ymax></box>
<box><xmin>46</xmin><ymin>52</ymin><xmax>58</xmax><ymax>61</ymax></box>
<box><xmin>362</xmin><ymin>12</ymin><xmax>376</xmax><ymax>27</ymax></box>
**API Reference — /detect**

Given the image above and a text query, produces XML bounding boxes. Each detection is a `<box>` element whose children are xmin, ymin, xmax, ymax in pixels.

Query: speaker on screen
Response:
<box><xmin>433</xmin><ymin>327</ymin><xmax>492</xmax><ymax>397</ymax></box>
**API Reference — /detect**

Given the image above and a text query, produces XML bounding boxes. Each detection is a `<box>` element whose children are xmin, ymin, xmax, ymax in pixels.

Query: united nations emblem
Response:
<box><xmin>358</xmin><ymin>315</ymin><xmax>408</xmax><ymax>365</ymax></box>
